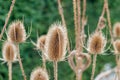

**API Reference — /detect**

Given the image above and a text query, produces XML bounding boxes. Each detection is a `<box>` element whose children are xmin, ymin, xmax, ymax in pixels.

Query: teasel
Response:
<box><xmin>88</xmin><ymin>32</ymin><xmax>106</xmax><ymax>80</ymax></box>
<box><xmin>37</xmin><ymin>35</ymin><xmax>47</xmax><ymax>69</ymax></box>
<box><xmin>7</xmin><ymin>20</ymin><xmax>27</xmax><ymax>80</ymax></box>
<box><xmin>2</xmin><ymin>41</ymin><xmax>17</xmax><ymax>80</ymax></box>
<box><xmin>45</xmin><ymin>22</ymin><xmax>67</xmax><ymax>80</ymax></box>
<box><xmin>113</xmin><ymin>22</ymin><xmax>120</xmax><ymax>38</ymax></box>
<box><xmin>30</xmin><ymin>67</ymin><xmax>49</xmax><ymax>80</ymax></box>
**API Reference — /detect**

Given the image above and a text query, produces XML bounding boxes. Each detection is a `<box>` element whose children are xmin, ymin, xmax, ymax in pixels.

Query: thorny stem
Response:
<box><xmin>96</xmin><ymin>1</ymin><xmax>106</xmax><ymax>32</ymax></box>
<box><xmin>42</xmin><ymin>53</ymin><xmax>46</xmax><ymax>70</ymax></box>
<box><xmin>16</xmin><ymin>44</ymin><xmax>27</xmax><ymax>80</ymax></box>
<box><xmin>57</xmin><ymin>0</ymin><xmax>71</xmax><ymax>54</ymax></box>
<box><xmin>8</xmin><ymin>62</ymin><xmax>12</xmax><ymax>80</ymax></box>
<box><xmin>0</xmin><ymin>0</ymin><xmax>16</xmax><ymax>40</ymax></box>
<box><xmin>54</xmin><ymin>61</ymin><xmax>58</xmax><ymax>80</ymax></box>
<box><xmin>91</xmin><ymin>54</ymin><xmax>97</xmax><ymax>80</ymax></box>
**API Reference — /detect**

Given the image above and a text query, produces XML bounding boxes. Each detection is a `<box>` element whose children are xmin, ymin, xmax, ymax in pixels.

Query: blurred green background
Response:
<box><xmin>0</xmin><ymin>0</ymin><xmax>120</xmax><ymax>80</ymax></box>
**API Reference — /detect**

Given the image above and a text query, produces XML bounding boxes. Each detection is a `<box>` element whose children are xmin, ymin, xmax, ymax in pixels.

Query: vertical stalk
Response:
<box><xmin>91</xmin><ymin>54</ymin><xmax>97</xmax><ymax>80</ymax></box>
<box><xmin>42</xmin><ymin>53</ymin><xmax>46</xmax><ymax>70</ymax></box>
<box><xmin>16</xmin><ymin>44</ymin><xmax>27</xmax><ymax>80</ymax></box>
<box><xmin>0</xmin><ymin>0</ymin><xmax>16</xmax><ymax>40</ymax></box>
<box><xmin>8</xmin><ymin>62</ymin><xmax>12</xmax><ymax>80</ymax></box>
<box><xmin>54</xmin><ymin>61</ymin><xmax>58</xmax><ymax>80</ymax></box>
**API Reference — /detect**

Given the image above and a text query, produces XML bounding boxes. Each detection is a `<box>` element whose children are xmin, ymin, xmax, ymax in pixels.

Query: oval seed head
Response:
<box><xmin>30</xmin><ymin>67</ymin><xmax>49</xmax><ymax>80</ymax></box>
<box><xmin>45</xmin><ymin>22</ymin><xmax>67</xmax><ymax>61</ymax></box>
<box><xmin>8</xmin><ymin>20</ymin><xmax>26</xmax><ymax>43</ymax></box>
<box><xmin>113</xmin><ymin>22</ymin><xmax>120</xmax><ymax>38</ymax></box>
<box><xmin>114</xmin><ymin>40</ymin><xmax>120</xmax><ymax>54</ymax></box>
<box><xmin>2</xmin><ymin>41</ymin><xmax>17</xmax><ymax>62</ymax></box>
<box><xmin>37</xmin><ymin>35</ymin><xmax>46</xmax><ymax>51</ymax></box>
<box><xmin>88</xmin><ymin>32</ymin><xmax>106</xmax><ymax>54</ymax></box>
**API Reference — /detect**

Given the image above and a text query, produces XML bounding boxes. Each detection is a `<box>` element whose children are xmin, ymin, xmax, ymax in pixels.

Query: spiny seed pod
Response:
<box><xmin>88</xmin><ymin>32</ymin><xmax>106</xmax><ymax>54</ymax></box>
<box><xmin>113</xmin><ymin>22</ymin><xmax>120</xmax><ymax>38</ymax></box>
<box><xmin>8</xmin><ymin>20</ymin><xmax>26</xmax><ymax>43</ymax></box>
<box><xmin>45</xmin><ymin>22</ymin><xmax>67</xmax><ymax>61</ymax></box>
<box><xmin>2</xmin><ymin>41</ymin><xmax>17</xmax><ymax>62</ymax></box>
<box><xmin>37</xmin><ymin>35</ymin><xmax>46</xmax><ymax>51</ymax></box>
<box><xmin>30</xmin><ymin>67</ymin><xmax>49</xmax><ymax>80</ymax></box>
<box><xmin>114</xmin><ymin>40</ymin><xmax>120</xmax><ymax>54</ymax></box>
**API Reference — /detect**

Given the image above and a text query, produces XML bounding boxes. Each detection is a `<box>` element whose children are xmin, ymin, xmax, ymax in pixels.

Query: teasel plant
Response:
<box><xmin>7</xmin><ymin>20</ymin><xmax>27</xmax><ymax>80</ymax></box>
<box><xmin>57</xmin><ymin>0</ymin><xmax>91</xmax><ymax>80</ymax></box>
<box><xmin>0</xmin><ymin>41</ymin><xmax>17</xmax><ymax>80</ymax></box>
<box><xmin>45</xmin><ymin>22</ymin><xmax>67</xmax><ymax>80</ymax></box>
<box><xmin>30</xmin><ymin>67</ymin><xmax>49</xmax><ymax>80</ymax></box>
<box><xmin>31</xmin><ymin>35</ymin><xmax>47</xmax><ymax>70</ymax></box>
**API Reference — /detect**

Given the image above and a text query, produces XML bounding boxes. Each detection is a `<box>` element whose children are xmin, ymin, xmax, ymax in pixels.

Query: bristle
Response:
<box><xmin>88</xmin><ymin>32</ymin><xmax>106</xmax><ymax>54</ymax></box>
<box><xmin>113</xmin><ymin>22</ymin><xmax>120</xmax><ymax>38</ymax></box>
<box><xmin>37</xmin><ymin>35</ymin><xmax>46</xmax><ymax>51</ymax></box>
<box><xmin>8</xmin><ymin>20</ymin><xmax>26</xmax><ymax>43</ymax></box>
<box><xmin>2</xmin><ymin>41</ymin><xmax>17</xmax><ymax>62</ymax></box>
<box><xmin>45</xmin><ymin>22</ymin><xmax>67</xmax><ymax>61</ymax></box>
<box><xmin>114</xmin><ymin>40</ymin><xmax>120</xmax><ymax>54</ymax></box>
<box><xmin>30</xmin><ymin>67</ymin><xmax>49</xmax><ymax>80</ymax></box>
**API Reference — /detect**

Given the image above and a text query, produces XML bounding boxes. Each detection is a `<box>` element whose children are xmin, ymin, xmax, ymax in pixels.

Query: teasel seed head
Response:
<box><xmin>2</xmin><ymin>41</ymin><xmax>17</xmax><ymax>62</ymax></box>
<box><xmin>30</xmin><ymin>67</ymin><xmax>49</xmax><ymax>80</ymax></box>
<box><xmin>8</xmin><ymin>20</ymin><xmax>26</xmax><ymax>43</ymax></box>
<box><xmin>88</xmin><ymin>32</ymin><xmax>106</xmax><ymax>54</ymax></box>
<box><xmin>37</xmin><ymin>35</ymin><xmax>46</xmax><ymax>51</ymax></box>
<box><xmin>113</xmin><ymin>22</ymin><xmax>120</xmax><ymax>38</ymax></box>
<box><xmin>114</xmin><ymin>40</ymin><xmax>120</xmax><ymax>54</ymax></box>
<box><xmin>45</xmin><ymin>22</ymin><xmax>67</xmax><ymax>61</ymax></box>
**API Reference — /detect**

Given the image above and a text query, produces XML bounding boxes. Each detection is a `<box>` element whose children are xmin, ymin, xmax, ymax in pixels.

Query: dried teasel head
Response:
<box><xmin>30</xmin><ymin>67</ymin><xmax>49</xmax><ymax>80</ymax></box>
<box><xmin>45</xmin><ymin>22</ymin><xmax>67</xmax><ymax>61</ymax></box>
<box><xmin>113</xmin><ymin>22</ymin><xmax>120</xmax><ymax>38</ymax></box>
<box><xmin>37</xmin><ymin>35</ymin><xmax>46</xmax><ymax>51</ymax></box>
<box><xmin>8</xmin><ymin>20</ymin><xmax>26</xmax><ymax>43</ymax></box>
<box><xmin>88</xmin><ymin>32</ymin><xmax>106</xmax><ymax>54</ymax></box>
<box><xmin>2</xmin><ymin>41</ymin><xmax>17</xmax><ymax>62</ymax></box>
<box><xmin>114</xmin><ymin>40</ymin><xmax>120</xmax><ymax>54</ymax></box>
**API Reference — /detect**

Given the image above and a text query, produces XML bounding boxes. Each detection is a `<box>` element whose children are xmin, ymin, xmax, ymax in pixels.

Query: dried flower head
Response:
<box><xmin>37</xmin><ymin>35</ymin><xmax>46</xmax><ymax>51</ymax></box>
<box><xmin>45</xmin><ymin>22</ymin><xmax>67</xmax><ymax>61</ymax></box>
<box><xmin>88</xmin><ymin>32</ymin><xmax>106</xmax><ymax>54</ymax></box>
<box><xmin>2</xmin><ymin>41</ymin><xmax>17</xmax><ymax>62</ymax></box>
<box><xmin>113</xmin><ymin>22</ymin><xmax>120</xmax><ymax>38</ymax></box>
<box><xmin>30</xmin><ymin>67</ymin><xmax>49</xmax><ymax>80</ymax></box>
<box><xmin>8</xmin><ymin>20</ymin><xmax>26</xmax><ymax>43</ymax></box>
<box><xmin>114</xmin><ymin>40</ymin><xmax>120</xmax><ymax>54</ymax></box>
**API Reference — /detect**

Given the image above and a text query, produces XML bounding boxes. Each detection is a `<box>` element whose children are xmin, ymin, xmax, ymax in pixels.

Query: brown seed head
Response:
<box><xmin>88</xmin><ymin>32</ymin><xmax>106</xmax><ymax>54</ymax></box>
<box><xmin>114</xmin><ymin>40</ymin><xmax>120</xmax><ymax>54</ymax></box>
<box><xmin>8</xmin><ymin>20</ymin><xmax>26</xmax><ymax>43</ymax></box>
<box><xmin>45</xmin><ymin>22</ymin><xmax>67</xmax><ymax>61</ymax></box>
<box><xmin>30</xmin><ymin>67</ymin><xmax>49</xmax><ymax>80</ymax></box>
<box><xmin>113</xmin><ymin>22</ymin><xmax>120</xmax><ymax>38</ymax></box>
<box><xmin>37</xmin><ymin>35</ymin><xmax>46</xmax><ymax>51</ymax></box>
<box><xmin>2</xmin><ymin>41</ymin><xmax>17</xmax><ymax>62</ymax></box>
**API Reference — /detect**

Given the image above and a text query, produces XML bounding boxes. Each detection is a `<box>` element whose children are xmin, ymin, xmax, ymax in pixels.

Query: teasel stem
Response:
<box><xmin>96</xmin><ymin>1</ymin><xmax>106</xmax><ymax>32</ymax></box>
<box><xmin>0</xmin><ymin>0</ymin><xmax>16</xmax><ymax>40</ymax></box>
<box><xmin>57</xmin><ymin>0</ymin><xmax>71</xmax><ymax>54</ymax></box>
<box><xmin>54</xmin><ymin>61</ymin><xmax>58</xmax><ymax>80</ymax></box>
<box><xmin>42</xmin><ymin>53</ymin><xmax>46</xmax><ymax>70</ymax></box>
<box><xmin>91</xmin><ymin>54</ymin><xmax>97</xmax><ymax>80</ymax></box>
<box><xmin>16</xmin><ymin>44</ymin><xmax>27</xmax><ymax>80</ymax></box>
<box><xmin>8</xmin><ymin>62</ymin><xmax>12</xmax><ymax>80</ymax></box>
